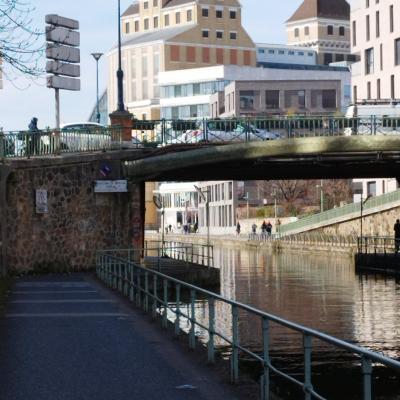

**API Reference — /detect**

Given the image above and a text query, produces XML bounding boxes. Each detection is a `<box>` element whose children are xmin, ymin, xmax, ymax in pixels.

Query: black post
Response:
<box><xmin>117</xmin><ymin>0</ymin><xmax>125</xmax><ymax>112</ymax></box>
<box><xmin>96</xmin><ymin>59</ymin><xmax>100</xmax><ymax>123</ymax></box>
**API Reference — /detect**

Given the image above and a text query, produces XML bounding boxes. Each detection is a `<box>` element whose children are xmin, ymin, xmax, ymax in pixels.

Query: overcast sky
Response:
<box><xmin>0</xmin><ymin>0</ymin><xmax>305</xmax><ymax>131</ymax></box>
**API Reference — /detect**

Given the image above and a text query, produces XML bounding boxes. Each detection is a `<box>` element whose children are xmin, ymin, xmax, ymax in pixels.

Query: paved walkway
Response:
<box><xmin>0</xmin><ymin>274</ymin><xmax>243</xmax><ymax>400</ymax></box>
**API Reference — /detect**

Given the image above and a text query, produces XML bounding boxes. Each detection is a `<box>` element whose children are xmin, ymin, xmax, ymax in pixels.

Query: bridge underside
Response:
<box><xmin>124</xmin><ymin>136</ymin><xmax>400</xmax><ymax>181</ymax></box>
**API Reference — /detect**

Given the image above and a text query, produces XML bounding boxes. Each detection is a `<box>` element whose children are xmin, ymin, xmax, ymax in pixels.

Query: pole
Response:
<box><xmin>360</xmin><ymin>195</ymin><xmax>363</xmax><ymax>245</ymax></box>
<box><xmin>117</xmin><ymin>0</ymin><xmax>125</xmax><ymax>112</ymax></box>
<box><xmin>320</xmin><ymin>180</ymin><xmax>324</xmax><ymax>213</ymax></box>
<box><xmin>206</xmin><ymin>197</ymin><xmax>210</xmax><ymax>265</ymax></box>
<box><xmin>55</xmin><ymin>88</ymin><xmax>60</xmax><ymax>129</ymax></box>
<box><xmin>96</xmin><ymin>59</ymin><xmax>100</xmax><ymax>123</ymax></box>
<box><xmin>246</xmin><ymin>192</ymin><xmax>249</xmax><ymax>220</ymax></box>
<box><xmin>274</xmin><ymin>196</ymin><xmax>277</xmax><ymax>220</ymax></box>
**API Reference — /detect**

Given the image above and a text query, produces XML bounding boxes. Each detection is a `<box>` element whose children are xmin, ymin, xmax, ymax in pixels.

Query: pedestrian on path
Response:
<box><xmin>236</xmin><ymin>222</ymin><xmax>241</xmax><ymax>235</ymax></box>
<box><xmin>394</xmin><ymin>219</ymin><xmax>400</xmax><ymax>253</ymax></box>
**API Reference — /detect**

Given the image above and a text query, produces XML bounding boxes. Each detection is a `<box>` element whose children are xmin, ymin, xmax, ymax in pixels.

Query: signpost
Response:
<box><xmin>94</xmin><ymin>180</ymin><xmax>128</xmax><ymax>193</ymax></box>
<box><xmin>45</xmin><ymin>14</ymin><xmax>80</xmax><ymax>129</ymax></box>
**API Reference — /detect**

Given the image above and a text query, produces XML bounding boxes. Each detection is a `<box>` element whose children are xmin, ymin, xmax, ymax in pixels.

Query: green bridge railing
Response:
<box><xmin>279</xmin><ymin>189</ymin><xmax>400</xmax><ymax>236</ymax></box>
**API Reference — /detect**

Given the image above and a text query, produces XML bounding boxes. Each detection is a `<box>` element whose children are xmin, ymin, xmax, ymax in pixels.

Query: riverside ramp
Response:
<box><xmin>0</xmin><ymin>274</ymin><xmax>247</xmax><ymax>400</ymax></box>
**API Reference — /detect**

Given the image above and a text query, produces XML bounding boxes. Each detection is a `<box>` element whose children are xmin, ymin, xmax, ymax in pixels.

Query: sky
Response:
<box><xmin>0</xmin><ymin>0</ymin><xmax>305</xmax><ymax>131</ymax></box>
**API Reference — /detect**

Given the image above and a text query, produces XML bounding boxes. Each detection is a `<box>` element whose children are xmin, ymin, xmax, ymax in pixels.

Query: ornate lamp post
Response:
<box><xmin>194</xmin><ymin>185</ymin><xmax>210</xmax><ymax>265</ymax></box>
<box><xmin>91</xmin><ymin>53</ymin><xmax>103</xmax><ymax>124</ymax></box>
<box><xmin>117</xmin><ymin>0</ymin><xmax>125</xmax><ymax>112</ymax></box>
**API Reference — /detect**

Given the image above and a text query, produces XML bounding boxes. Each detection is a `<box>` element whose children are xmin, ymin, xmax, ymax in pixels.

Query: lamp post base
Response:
<box><xmin>109</xmin><ymin>110</ymin><xmax>134</xmax><ymax>144</ymax></box>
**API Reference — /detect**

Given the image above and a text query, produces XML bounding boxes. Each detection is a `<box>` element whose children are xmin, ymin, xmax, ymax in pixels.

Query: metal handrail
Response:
<box><xmin>0</xmin><ymin>126</ymin><xmax>123</xmax><ymax>158</ymax></box>
<box><xmin>96</xmin><ymin>249</ymin><xmax>400</xmax><ymax>400</ymax></box>
<box><xmin>357</xmin><ymin>236</ymin><xmax>398</xmax><ymax>254</ymax></box>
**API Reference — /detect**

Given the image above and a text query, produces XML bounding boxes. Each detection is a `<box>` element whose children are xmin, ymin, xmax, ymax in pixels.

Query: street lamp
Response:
<box><xmin>91</xmin><ymin>52</ymin><xmax>103</xmax><ymax>124</ymax></box>
<box><xmin>360</xmin><ymin>193</ymin><xmax>372</xmax><ymax>249</ymax></box>
<box><xmin>194</xmin><ymin>185</ymin><xmax>210</xmax><ymax>265</ymax></box>
<box><xmin>153</xmin><ymin>195</ymin><xmax>165</xmax><ymax>255</ymax></box>
<box><xmin>242</xmin><ymin>192</ymin><xmax>250</xmax><ymax>219</ymax></box>
<box><xmin>316</xmin><ymin>180</ymin><xmax>324</xmax><ymax>212</ymax></box>
<box><xmin>271</xmin><ymin>188</ymin><xmax>278</xmax><ymax>220</ymax></box>
<box><xmin>117</xmin><ymin>0</ymin><xmax>125</xmax><ymax>112</ymax></box>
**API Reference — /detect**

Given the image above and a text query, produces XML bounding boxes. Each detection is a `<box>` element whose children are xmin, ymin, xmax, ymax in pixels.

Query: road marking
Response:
<box><xmin>10</xmin><ymin>299</ymin><xmax>113</xmax><ymax>304</ymax></box>
<box><xmin>12</xmin><ymin>291</ymin><xmax>98</xmax><ymax>294</ymax></box>
<box><xmin>5</xmin><ymin>313</ymin><xmax>129</xmax><ymax>318</ymax></box>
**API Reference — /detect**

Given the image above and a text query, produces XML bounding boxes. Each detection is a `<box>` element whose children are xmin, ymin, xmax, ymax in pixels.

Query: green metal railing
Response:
<box><xmin>0</xmin><ymin>127</ymin><xmax>123</xmax><ymax>158</ymax></box>
<box><xmin>131</xmin><ymin>116</ymin><xmax>400</xmax><ymax>145</ymax></box>
<box><xmin>358</xmin><ymin>236</ymin><xmax>398</xmax><ymax>254</ymax></box>
<box><xmin>279</xmin><ymin>190</ymin><xmax>400</xmax><ymax>236</ymax></box>
<box><xmin>96</xmin><ymin>249</ymin><xmax>400</xmax><ymax>400</ymax></box>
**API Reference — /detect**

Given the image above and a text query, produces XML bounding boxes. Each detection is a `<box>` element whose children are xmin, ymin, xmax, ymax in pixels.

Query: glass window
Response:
<box><xmin>202</xmin><ymin>30</ymin><xmax>209</xmax><ymax>38</ymax></box>
<box><xmin>216</xmin><ymin>31</ymin><xmax>223</xmax><ymax>39</ymax></box>
<box><xmin>268</xmin><ymin>50</ymin><xmax>275</xmax><ymax>54</ymax></box>
<box><xmin>230</xmin><ymin>10</ymin><xmax>236</xmax><ymax>19</ymax></box>
<box><xmin>164</xmin><ymin>14</ymin><xmax>170</xmax><ymax>26</ymax></box>
<box><xmin>288</xmin><ymin>51</ymin><xmax>295</xmax><ymax>55</ymax></box>
<box><xmin>125</xmin><ymin>22</ymin><xmax>130</xmax><ymax>34</ymax></box>
<box><xmin>202</xmin><ymin>8</ymin><xmax>208</xmax><ymax>17</ymax></box>
<box><xmin>304</xmin><ymin>26</ymin><xmax>309</xmax><ymax>35</ymax></box>
<box><xmin>327</xmin><ymin>25</ymin><xmax>333</xmax><ymax>35</ymax></box>
<box><xmin>266</xmin><ymin>90</ymin><xmax>280</xmax><ymax>109</ymax></box>
<box><xmin>142</xmin><ymin>56</ymin><xmax>148</xmax><ymax>77</ymax></box>
<box><xmin>230</xmin><ymin>32</ymin><xmax>237</xmax><ymax>40</ymax></box>
<box><xmin>367</xmin><ymin>181</ymin><xmax>376</xmax><ymax>197</ymax></box>
<box><xmin>239</xmin><ymin>91</ymin><xmax>255</xmax><ymax>110</ymax></box>
<box><xmin>395</xmin><ymin>38</ymin><xmax>400</xmax><ymax>65</ymax></box>
<box><xmin>294</xmin><ymin>28</ymin><xmax>299</xmax><ymax>37</ymax></box>
<box><xmin>322</xmin><ymin>90</ymin><xmax>336</xmax><ymax>108</ymax></box>
<box><xmin>216</xmin><ymin>9</ymin><xmax>223</xmax><ymax>18</ymax></box>
<box><xmin>153</xmin><ymin>16</ymin><xmax>158</xmax><ymax>28</ymax></box>
<box><xmin>135</xmin><ymin>20</ymin><xmax>139</xmax><ymax>32</ymax></box>
<box><xmin>187</xmin><ymin>9</ymin><xmax>192</xmax><ymax>21</ymax></box>
<box><xmin>339</xmin><ymin>26</ymin><xmax>345</xmax><ymax>36</ymax></box>
<box><xmin>175</xmin><ymin>12</ymin><xmax>180</xmax><ymax>23</ymax></box>
<box><xmin>153</xmin><ymin>0</ymin><xmax>158</xmax><ymax>6</ymax></box>
<box><xmin>365</xmin><ymin>47</ymin><xmax>374</xmax><ymax>74</ymax></box>
<box><xmin>143</xmin><ymin>1</ymin><xmax>149</xmax><ymax>9</ymax></box>
<box><xmin>144</xmin><ymin>18</ymin><xmax>149</xmax><ymax>30</ymax></box>
<box><xmin>324</xmin><ymin>53</ymin><xmax>333</xmax><ymax>65</ymax></box>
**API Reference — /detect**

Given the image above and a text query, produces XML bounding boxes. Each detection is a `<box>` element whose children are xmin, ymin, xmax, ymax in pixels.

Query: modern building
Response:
<box><xmin>256</xmin><ymin>43</ymin><xmax>317</xmax><ymax>66</ymax></box>
<box><xmin>286</xmin><ymin>0</ymin><xmax>353</xmax><ymax>65</ymax></box>
<box><xmin>88</xmin><ymin>90</ymin><xmax>109</xmax><ymax>126</ymax></box>
<box><xmin>107</xmin><ymin>0</ymin><xmax>256</xmax><ymax>120</ymax></box>
<box><xmin>353</xmin><ymin>178</ymin><xmax>399</xmax><ymax>202</ymax></box>
<box><xmin>351</xmin><ymin>0</ymin><xmax>400</xmax><ymax>102</ymax></box>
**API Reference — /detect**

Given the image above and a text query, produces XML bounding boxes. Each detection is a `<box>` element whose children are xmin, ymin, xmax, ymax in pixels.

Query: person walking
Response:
<box><xmin>28</xmin><ymin>117</ymin><xmax>40</xmax><ymax>155</ymax></box>
<box><xmin>394</xmin><ymin>219</ymin><xmax>400</xmax><ymax>253</ymax></box>
<box><xmin>266</xmin><ymin>221</ymin><xmax>272</xmax><ymax>237</ymax></box>
<box><xmin>236</xmin><ymin>222</ymin><xmax>241</xmax><ymax>236</ymax></box>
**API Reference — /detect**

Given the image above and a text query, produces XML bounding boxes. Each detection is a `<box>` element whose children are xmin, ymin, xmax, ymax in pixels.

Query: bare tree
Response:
<box><xmin>322</xmin><ymin>179</ymin><xmax>353</xmax><ymax>209</ymax></box>
<box><xmin>0</xmin><ymin>0</ymin><xmax>45</xmax><ymax>80</ymax></box>
<box><xmin>275</xmin><ymin>180</ymin><xmax>313</xmax><ymax>216</ymax></box>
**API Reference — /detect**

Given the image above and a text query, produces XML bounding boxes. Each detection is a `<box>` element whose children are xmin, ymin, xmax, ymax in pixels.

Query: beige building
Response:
<box><xmin>351</xmin><ymin>0</ymin><xmax>400</xmax><ymax>101</ymax></box>
<box><xmin>286</xmin><ymin>0</ymin><xmax>352</xmax><ymax>65</ymax></box>
<box><xmin>107</xmin><ymin>0</ymin><xmax>256</xmax><ymax>119</ymax></box>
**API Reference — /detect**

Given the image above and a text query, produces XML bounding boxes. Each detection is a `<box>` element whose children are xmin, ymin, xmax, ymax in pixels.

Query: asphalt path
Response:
<box><xmin>0</xmin><ymin>274</ymin><xmax>243</xmax><ymax>400</ymax></box>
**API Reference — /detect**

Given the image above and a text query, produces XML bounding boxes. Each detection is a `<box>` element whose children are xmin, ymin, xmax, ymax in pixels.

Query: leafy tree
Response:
<box><xmin>0</xmin><ymin>0</ymin><xmax>44</xmax><ymax>80</ymax></box>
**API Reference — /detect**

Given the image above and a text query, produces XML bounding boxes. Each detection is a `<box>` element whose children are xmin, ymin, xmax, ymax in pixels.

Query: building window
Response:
<box><xmin>187</xmin><ymin>9</ymin><xmax>192</xmax><ymax>21</ymax></box>
<box><xmin>380</xmin><ymin>43</ymin><xmax>383</xmax><ymax>70</ymax></box>
<box><xmin>144</xmin><ymin>18</ymin><xmax>149</xmax><ymax>30</ymax></box>
<box><xmin>240</xmin><ymin>91</ymin><xmax>255</xmax><ymax>110</ymax></box>
<box><xmin>353</xmin><ymin>85</ymin><xmax>358</xmax><ymax>102</ymax></box>
<box><xmin>288</xmin><ymin>51</ymin><xmax>295</xmax><ymax>55</ymax></box>
<box><xmin>153</xmin><ymin>16</ymin><xmax>158</xmax><ymax>28</ymax></box>
<box><xmin>135</xmin><ymin>20</ymin><xmax>139</xmax><ymax>32</ymax></box>
<box><xmin>153</xmin><ymin>0</ymin><xmax>158</xmax><ymax>6</ymax></box>
<box><xmin>230</xmin><ymin>10</ymin><xmax>236</xmax><ymax>19</ymax></box>
<box><xmin>366</xmin><ymin>0</ymin><xmax>370</xmax><ymax>7</ymax></box>
<box><xmin>339</xmin><ymin>26</ymin><xmax>345</xmax><ymax>36</ymax></box>
<box><xmin>164</xmin><ymin>14</ymin><xmax>170</xmax><ymax>26</ymax></box>
<box><xmin>322</xmin><ymin>90</ymin><xmax>336</xmax><ymax>108</ymax></box>
<box><xmin>367</xmin><ymin>181</ymin><xmax>376</xmax><ymax>197</ymax></box>
<box><xmin>324</xmin><ymin>53</ymin><xmax>333</xmax><ymax>65</ymax></box>
<box><xmin>143</xmin><ymin>1</ymin><xmax>149</xmax><ymax>9</ymax></box>
<box><xmin>216</xmin><ymin>31</ymin><xmax>223</xmax><ymax>39</ymax></box>
<box><xmin>216</xmin><ymin>9</ymin><xmax>223</xmax><ymax>18</ymax></box>
<box><xmin>230</xmin><ymin>32</ymin><xmax>237</xmax><ymax>40</ymax></box>
<box><xmin>391</xmin><ymin>75</ymin><xmax>395</xmax><ymax>99</ymax></box>
<box><xmin>327</xmin><ymin>25</ymin><xmax>333</xmax><ymax>35</ymax></box>
<box><xmin>352</xmin><ymin>21</ymin><xmax>356</xmax><ymax>46</ymax></box>
<box><xmin>266</xmin><ymin>90</ymin><xmax>280</xmax><ymax>109</ymax></box>
<box><xmin>305</xmin><ymin>26</ymin><xmax>309</xmax><ymax>35</ymax></box>
<box><xmin>365</xmin><ymin>47</ymin><xmax>374</xmax><ymax>74</ymax></box>
<box><xmin>170</xmin><ymin>45</ymin><xmax>180</xmax><ymax>62</ymax></box>
<box><xmin>216</xmin><ymin>48</ymin><xmax>224</xmax><ymax>64</ymax></box>
<box><xmin>175</xmin><ymin>12</ymin><xmax>181</xmax><ymax>23</ymax></box>
<box><xmin>268</xmin><ymin>50</ymin><xmax>275</xmax><ymax>54</ymax></box>
<box><xmin>186</xmin><ymin>46</ymin><xmax>195</xmax><ymax>62</ymax></box>
<box><xmin>284</xmin><ymin>90</ymin><xmax>305</xmax><ymax>108</ymax></box>
<box><xmin>376</xmin><ymin>11</ymin><xmax>380</xmax><ymax>38</ymax></box>
<box><xmin>336</xmin><ymin>54</ymin><xmax>345</xmax><ymax>62</ymax></box>
<box><xmin>377</xmin><ymin>79</ymin><xmax>381</xmax><ymax>99</ymax></box>
<box><xmin>366</xmin><ymin>15</ymin><xmax>370</xmax><ymax>41</ymax></box>
<box><xmin>390</xmin><ymin>5</ymin><xmax>394</xmax><ymax>33</ymax></box>
<box><xmin>294</xmin><ymin>28</ymin><xmax>299</xmax><ymax>37</ymax></box>
<box><xmin>367</xmin><ymin>81</ymin><xmax>371</xmax><ymax>99</ymax></box>
<box><xmin>202</xmin><ymin>8</ymin><xmax>209</xmax><ymax>17</ymax></box>
<box><xmin>395</xmin><ymin>38</ymin><xmax>400</xmax><ymax>65</ymax></box>
<box><xmin>243</xmin><ymin>50</ymin><xmax>251</xmax><ymax>65</ymax></box>
<box><xmin>202</xmin><ymin>29</ymin><xmax>209</xmax><ymax>38</ymax></box>
<box><xmin>125</xmin><ymin>22</ymin><xmax>130</xmax><ymax>34</ymax></box>
<box><xmin>230</xmin><ymin>49</ymin><xmax>237</xmax><ymax>65</ymax></box>
<box><xmin>202</xmin><ymin>47</ymin><xmax>210</xmax><ymax>63</ymax></box>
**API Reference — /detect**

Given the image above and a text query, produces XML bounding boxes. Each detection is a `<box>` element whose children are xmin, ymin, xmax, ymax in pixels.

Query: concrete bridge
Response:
<box><xmin>3</xmin><ymin>119</ymin><xmax>400</xmax><ymax>274</ymax></box>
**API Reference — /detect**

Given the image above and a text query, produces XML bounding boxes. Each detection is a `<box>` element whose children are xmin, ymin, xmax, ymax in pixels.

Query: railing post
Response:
<box><xmin>152</xmin><ymin>274</ymin><xmax>158</xmax><ymax>319</ymax></box>
<box><xmin>303</xmin><ymin>334</ymin><xmax>313</xmax><ymax>400</ymax></box>
<box><xmin>162</xmin><ymin>279</ymin><xmax>168</xmax><ymax>329</ymax></box>
<box><xmin>129</xmin><ymin>264</ymin><xmax>134</xmax><ymax>302</ymax></box>
<box><xmin>207</xmin><ymin>297</ymin><xmax>215</xmax><ymax>364</ymax></box>
<box><xmin>189</xmin><ymin>289</ymin><xmax>196</xmax><ymax>349</ymax></box>
<box><xmin>362</xmin><ymin>357</ymin><xmax>373</xmax><ymax>400</ymax></box>
<box><xmin>144</xmin><ymin>271</ymin><xmax>149</xmax><ymax>312</ymax></box>
<box><xmin>231</xmin><ymin>305</ymin><xmax>239</xmax><ymax>384</ymax></box>
<box><xmin>136</xmin><ymin>269</ymin><xmax>141</xmax><ymax>307</ymax></box>
<box><xmin>261</xmin><ymin>317</ymin><xmax>270</xmax><ymax>400</ymax></box>
<box><xmin>161</xmin><ymin>118</ymin><xmax>166</xmax><ymax>144</ymax></box>
<box><xmin>174</xmin><ymin>283</ymin><xmax>181</xmax><ymax>337</ymax></box>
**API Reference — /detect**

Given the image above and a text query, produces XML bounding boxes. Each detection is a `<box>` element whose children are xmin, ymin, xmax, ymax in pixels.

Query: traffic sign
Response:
<box><xmin>46</xmin><ymin>61</ymin><xmax>80</xmax><ymax>77</ymax></box>
<box><xmin>46</xmin><ymin>26</ymin><xmax>80</xmax><ymax>47</ymax></box>
<box><xmin>46</xmin><ymin>44</ymin><xmax>80</xmax><ymax>63</ymax></box>
<box><xmin>45</xmin><ymin>14</ymin><xmax>79</xmax><ymax>30</ymax></box>
<box><xmin>47</xmin><ymin>75</ymin><xmax>80</xmax><ymax>91</ymax></box>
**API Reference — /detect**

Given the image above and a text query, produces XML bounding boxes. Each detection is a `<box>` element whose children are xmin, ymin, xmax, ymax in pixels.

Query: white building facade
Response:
<box><xmin>256</xmin><ymin>43</ymin><xmax>317</xmax><ymax>66</ymax></box>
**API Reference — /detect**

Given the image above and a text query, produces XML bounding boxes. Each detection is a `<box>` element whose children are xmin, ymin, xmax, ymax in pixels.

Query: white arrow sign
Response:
<box><xmin>46</xmin><ymin>61</ymin><xmax>80</xmax><ymax>77</ymax></box>
<box><xmin>45</xmin><ymin>14</ymin><xmax>79</xmax><ymax>30</ymax></box>
<box><xmin>46</xmin><ymin>26</ymin><xmax>80</xmax><ymax>47</ymax></box>
<box><xmin>47</xmin><ymin>75</ymin><xmax>80</xmax><ymax>91</ymax></box>
<box><xmin>46</xmin><ymin>44</ymin><xmax>80</xmax><ymax>63</ymax></box>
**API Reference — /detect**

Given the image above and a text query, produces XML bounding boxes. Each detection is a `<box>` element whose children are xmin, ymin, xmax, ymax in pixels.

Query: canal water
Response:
<box><xmin>176</xmin><ymin>246</ymin><xmax>400</xmax><ymax>399</ymax></box>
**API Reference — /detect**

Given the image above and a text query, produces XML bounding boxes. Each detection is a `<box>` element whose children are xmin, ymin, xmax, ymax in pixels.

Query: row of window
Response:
<box><xmin>294</xmin><ymin>25</ymin><xmax>346</xmax><ymax>38</ymax></box>
<box><xmin>355</xmin><ymin>75</ymin><xmax>397</xmax><ymax>100</ymax></box>
<box><xmin>161</xmin><ymin>192</ymin><xmax>198</xmax><ymax>209</ymax></box>
<box><xmin>198</xmin><ymin>204</ymin><xmax>234</xmax><ymax>228</ymax></box>
<box><xmin>161</xmin><ymin>104</ymin><xmax>210</xmax><ymax>119</ymax></box>
<box><xmin>258</xmin><ymin>48</ymin><xmax>314</xmax><ymax>57</ymax></box>
<box><xmin>353</xmin><ymin>4</ymin><xmax>394</xmax><ymax>46</ymax></box>
<box><xmin>364</xmin><ymin>38</ymin><xmax>400</xmax><ymax>75</ymax></box>
<box><xmin>169</xmin><ymin>45</ymin><xmax>253</xmax><ymax>66</ymax></box>
<box><xmin>201</xmin><ymin>7</ymin><xmax>237</xmax><ymax>20</ymax></box>
<box><xmin>238</xmin><ymin>90</ymin><xmax>337</xmax><ymax>110</ymax></box>
<box><xmin>161</xmin><ymin>81</ymin><xmax>229</xmax><ymax>99</ymax></box>
<box><xmin>201</xmin><ymin>29</ymin><xmax>237</xmax><ymax>40</ymax></box>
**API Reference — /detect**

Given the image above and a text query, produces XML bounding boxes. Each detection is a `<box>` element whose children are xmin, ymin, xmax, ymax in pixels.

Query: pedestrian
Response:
<box><xmin>28</xmin><ymin>117</ymin><xmax>40</xmax><ymax>155</ymax></box>
<box><xmin>394</xmin><ymin>219</ymin><xmax>400</xmax><ymax>253</ymax></box>
<box><xmin>183</xmin><ymin>224</ymin><xmax>188</xmax><ymax>235</ymax></box>
<box><xmin>236</xmin><ymin>222</ymin><xmax>241</xmax><ymax>236</ymax></box>
<box><xmin>194</xmin><ymin>222</ymin><xmax>198</xmax><ymax>233</ymax></box>
<box><xmin>261</xmin><ymin>220</ymin><xmax>267</xmax><ymax>235</ymax></box>
<box><xmin>252</xmin><ymin>223</ymin><xmax>257</xmax><ymax>234</ymax></box>
<box><xmin>266</xmin><ymin>221</ymin><xmax>272</xmax><ymax>237</ymax></box>
<box><xmin>168</xmin><ymin>224</ymin><xmax>172</xmax><ymax>232</ymax></box>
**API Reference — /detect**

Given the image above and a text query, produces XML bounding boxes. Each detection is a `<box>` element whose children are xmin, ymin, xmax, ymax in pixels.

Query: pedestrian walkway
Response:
<box><xmin>0</xmin><ymin>274</ymin><xmax>244</xmax><ymax>400</ymax></box>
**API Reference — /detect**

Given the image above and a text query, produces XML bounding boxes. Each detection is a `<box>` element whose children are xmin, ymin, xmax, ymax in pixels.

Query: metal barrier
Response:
<box><xmin>357</xmin><ymin>236</ymin><xmax>398</xmax><ymax>254</ymax></box>
<box><xmin>96</xmin><ymin>249</ymin><xmax>400</xmax><ymax>400</ymax></box>
<box><xmin>144</xmin><ymin>240</ymin><xmax>214</xmax><ymax>267</ymax></box>
<box><xmin>280</xmin><ymin>233</ymin><xmax>358</xmax><ymax>247</ymax></box>
<box><xmin>130</xmin><ymin>116</ymin><xmax>400</xmax><ymax>146</ymax></box>
<box><xmin>0</xmin><ymin>127</ymin><xmax>123</xmax><ymax>158</ymax></box>
<box><xmin>279</xmin><ymin>189</ymin><xmax>400</xmax><ymax>236</ymax></box>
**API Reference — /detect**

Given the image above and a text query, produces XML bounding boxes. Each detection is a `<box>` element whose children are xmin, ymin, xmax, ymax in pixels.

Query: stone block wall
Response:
<box><xmin>2</xmin><ymin>160</ymin><xmax>144</xmax><ymax>273</ymax></box>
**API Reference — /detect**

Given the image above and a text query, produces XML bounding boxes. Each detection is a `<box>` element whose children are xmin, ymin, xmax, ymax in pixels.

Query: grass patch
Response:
<box><xmin>0</xmin><ymin>275</ymin><xmax>13</xmax><ymax>315</ymax></box>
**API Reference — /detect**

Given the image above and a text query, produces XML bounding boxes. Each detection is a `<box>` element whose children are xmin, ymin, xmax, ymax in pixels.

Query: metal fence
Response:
<box><xmin>96</xmin><ymin>249</ymin><xmax>400</xmax><ymax>400</ymax></box>
<box><xmin>357</xmin><ymin>236</ymin><xmax>398</xmax><ymax>254</ymax></box>
<box><xmin>144</xmin><ymin>240</ymin><xmax>214</xmax><ymax>267</ymax></box>
<box><xmin>1</xmin><ymin>127</ymin><xmax>122</xmax><ymax>158</ymax></box>
<box><xmin>279</xmin><ymin>189</ymin><xmax>400</xmax><ymax>236</ymax></box>
<box><xmin>131</xmin><ymin>116</ymin><xmax>400</xmax><ymax>146</ymax></box>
